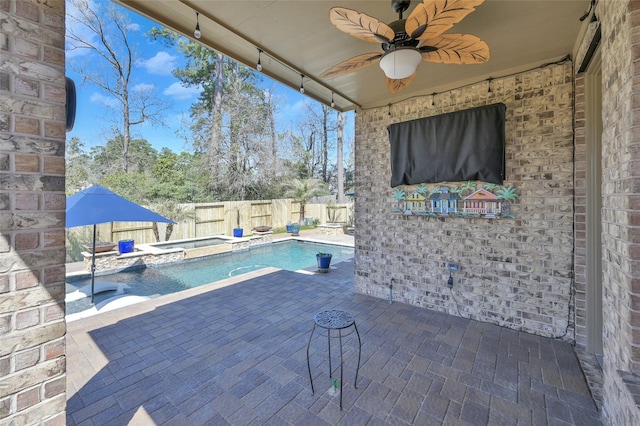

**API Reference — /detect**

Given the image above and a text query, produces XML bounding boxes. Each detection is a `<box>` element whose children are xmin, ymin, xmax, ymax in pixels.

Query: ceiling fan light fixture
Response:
<box><xmin>194</xmin><ymin>11</ymin><xmax>201</xmax><ymax>39</ymax></box>
<box><xmin>379</xmin><ymin>48</ymin><xmax>421</xmax><ymax>80</ymax></box>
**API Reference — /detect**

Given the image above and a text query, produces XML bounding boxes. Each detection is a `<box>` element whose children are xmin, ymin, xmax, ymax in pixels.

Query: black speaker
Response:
<box><xmin>65</xmin><ymin>77</ymin><xmax>76</xmax><ymax>131</ymax></box>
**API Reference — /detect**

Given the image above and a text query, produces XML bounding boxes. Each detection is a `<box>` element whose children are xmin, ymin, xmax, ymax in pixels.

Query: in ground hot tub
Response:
<box><xmin>147</xmin><ymin>236</ymin><xmax>234</xmax><ymax>259</ymax></box>
<box><xmin>149</xmin><ymin>236</ymin><xmax>232</xmax><ymax>250</ymax></box>
<box><xmin>144</xmin><ymin>233</ymin><xmax>274</xmax><ymax>260</ymax></box>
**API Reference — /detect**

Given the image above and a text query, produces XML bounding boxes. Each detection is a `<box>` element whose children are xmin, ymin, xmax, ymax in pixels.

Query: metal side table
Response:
<box><xmin>306</xmin><ymin>309</ymin><xmax>362</xmax><ymax>410</ymax></box>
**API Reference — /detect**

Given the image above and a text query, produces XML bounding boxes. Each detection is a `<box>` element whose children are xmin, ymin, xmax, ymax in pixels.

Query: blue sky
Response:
<box><xmin>65</xmin><ymin>0</ymin><xmax>353</xmax><ymax>156</ymax></box>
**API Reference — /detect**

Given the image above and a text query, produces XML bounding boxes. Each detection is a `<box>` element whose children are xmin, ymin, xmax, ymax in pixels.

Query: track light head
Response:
<box><xmin>579</xmin><ymin>0</ymin><xmax>595</xmax><ymax>21</ymax></box>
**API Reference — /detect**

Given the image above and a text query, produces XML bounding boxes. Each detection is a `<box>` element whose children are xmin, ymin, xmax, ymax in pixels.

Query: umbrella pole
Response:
<box><xmin>91</xmin><ymin>224</ymin><xmax>97</xmax><ymax>304</ymax></box>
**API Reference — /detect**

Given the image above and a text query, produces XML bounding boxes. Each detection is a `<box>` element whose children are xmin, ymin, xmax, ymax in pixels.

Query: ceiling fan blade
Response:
<box><xmin>386</xmin><ymin>72</ymin><xmax>417</xmax><ymax>94</ymax></box>
<box><xmin>420</xmin><ymin>34</ymin><xmax>489</xmax><ymax>64</ymax></box>
<box><xmin>406</xmin><ymin>0</ymin><xmax>484</xmax><ymax>41</ymax></box>
<box><xmin>329</xmin><ymin>7</ymin><xmax>395</xmax><ymax>44</ymax></box>
<box><xmin>321</xmin><ymin>52</ymin><xmax>383</xmax><ymax>78</ymax></box>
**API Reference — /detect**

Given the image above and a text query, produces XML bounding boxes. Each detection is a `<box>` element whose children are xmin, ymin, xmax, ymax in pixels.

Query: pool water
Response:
<box><xmin>148</xmin><ymin>236</ymin><xmax>229</xmax><ymax>250</ymax></box>
<box><xmin>66</xmin><ymin>240</ymin><xmax>353</xmax><ymax>314</ymax></box>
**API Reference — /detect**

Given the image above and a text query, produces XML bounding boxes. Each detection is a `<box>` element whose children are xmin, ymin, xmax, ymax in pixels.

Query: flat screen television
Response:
<box><xmin>388</xmin><ymin>103</ymin><xmax>506</xmax><ymax>187</ymax></box>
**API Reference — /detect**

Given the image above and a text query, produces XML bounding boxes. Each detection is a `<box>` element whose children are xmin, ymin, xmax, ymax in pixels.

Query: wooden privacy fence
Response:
<box><xmin>68</xmin><ymin>199</ymin><xmax>353</xmax><ymax>247</ymax></box>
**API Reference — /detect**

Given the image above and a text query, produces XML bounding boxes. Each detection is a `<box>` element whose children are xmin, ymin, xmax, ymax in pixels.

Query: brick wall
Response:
<box><xmin>572</xmin><ymin>16</ymin><xmax>602</xmax><ymax>352</ymax></box>
<box><xmin>573</xmin><ymin>71</ymin><xmax>588</xmax><ymax>349</ymax></box>
<box><xmin>0</xmin><ymin>0</ymin><xmax>67</xmax><ymax>424</ymax></box>
<box><xmin>354</xmin><ymin>62</ymin><xmax>575</xmax><ymax>338</ymax></box>
<box><xmin>597</xmin><ymin>0</ymin><xmax>640</xmax><ymax>423</ymax></box>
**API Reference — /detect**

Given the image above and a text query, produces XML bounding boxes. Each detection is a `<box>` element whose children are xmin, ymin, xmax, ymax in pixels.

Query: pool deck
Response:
<box><xmin>65</xmin><ymin>230</ymin><xmax>602</xmax><ymax>425</ymax></box>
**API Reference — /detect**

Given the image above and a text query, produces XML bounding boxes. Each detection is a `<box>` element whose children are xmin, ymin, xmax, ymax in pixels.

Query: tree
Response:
<box><xmin>319</xmin><ymin>105</ymin><xmax>332</xmax><ymax>182</ymax></box>
<box><xmin>460</xmin><ymin>181</ymin><xmax>477</xmax><ymax>194</ymax></box>
<box><xmin>148</xmin><ymin>27</ymin><xmax>279</xmax><ymax>201</ymax></box>
<box><xmin>220</xmin><ymin>62</ymin><xmax>272</xmax><ymax>200</ymax></box>
<box><xmin>168</xmin><ymin>39</ymin><xmax>227</xmax><ymax>186</ymax></box>
<box><xmin>100</xmin><ymin>171</ymin><xmax>147</xmax><ymax>203</ymax></box>
<box><xmin>336</xmin><ymin>111</ymin><xmax>345</xmax><ymax>202</ymax></box>
<box><xmin>91</xmin><ymin>137</ymin><xmax>158</xmax><ymax>178</ymax></box>
<box><xmin>343</xmin><ymin>142</ymin><xmax>355</xmax><ymax>194</ymax></box>
<box><xmin>298</xmin><ymin>102</ymin><xmax>337</xmax><ymax>183</ymax></box>
<box><xmin>285</xmin><ymin>178</ymin><xmax>328</xmax><ymax>224</ymax></box>
<box><xmin>66</xmin><ymin>136</ymin><xmax>91</xmax><ymax>193</ymax></box>
<box><xmin>66</xmin><ymin>0</ymin><xmax>168</xmax><ymax>172</ymax></box>
<box><xmin>483</xmin><ymin>183</ymin><xmax>500</xmax><ymax>191</ymax></box>
<box><xmin>416</xmin><ymin>185</ymin><xmax>428</xmax><ymax>198</ymax></box>
<box><xmin>496</xmin><ymin>184</ymin><xmax>519</xmax><ymax>203</ymax></box>
<box><xmin>289</xmin><ymin>127</ymin><xmax>314</xmax><ymax>180</ymax></box>
<box><xmin>394</xmin><ymin>188</ymin><xmax>407</xmax><ymax>211</ymax></box>
<box><xmin>149</xmin><ymin>200</ymin><xmax>195</xmax><ymax>242</ymax></box>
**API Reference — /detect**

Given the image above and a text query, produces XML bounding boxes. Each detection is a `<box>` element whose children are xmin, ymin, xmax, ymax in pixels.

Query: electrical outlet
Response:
<box><xmin>446</xmin><ymin>262</ymin><xmax>460</xmax><ymax>272</ymax></box>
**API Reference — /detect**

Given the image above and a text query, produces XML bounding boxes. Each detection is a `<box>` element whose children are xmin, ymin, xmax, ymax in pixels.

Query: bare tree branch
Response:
<box><xmin>66</xmin><ymin>0</ymin><xmax>169</xmax><ymax>172</ymax></box>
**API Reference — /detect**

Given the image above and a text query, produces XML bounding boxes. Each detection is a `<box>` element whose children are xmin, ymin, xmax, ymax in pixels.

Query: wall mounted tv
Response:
<box><xmin>388</xmin><ymin>103</ymin><xmax>506</xmax><ymax>187</ymax></box>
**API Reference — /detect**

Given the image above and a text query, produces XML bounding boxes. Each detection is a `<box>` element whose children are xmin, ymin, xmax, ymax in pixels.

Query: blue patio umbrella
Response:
<box><xmin>66</xmin><ymin>185</ymin><xmax>175</xmax><ymax>302</ymax></box>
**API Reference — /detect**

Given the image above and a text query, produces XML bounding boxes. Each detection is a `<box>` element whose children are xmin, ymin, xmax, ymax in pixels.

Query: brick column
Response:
<box><xmin>0</xmin><ymin>0</ymin><xmax>67</xmax><ymax>424</ymax></box>
<box><xmin>598</xmin><ymin>0</ymin><xmax>640</xmax><ymax>423</ymax></box>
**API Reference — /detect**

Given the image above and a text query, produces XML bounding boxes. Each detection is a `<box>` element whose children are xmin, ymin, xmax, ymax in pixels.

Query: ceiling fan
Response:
<box><xmin>320</xmin><ymin>0</ymin><xmax>490</xmax><ymax>94</ymax></box>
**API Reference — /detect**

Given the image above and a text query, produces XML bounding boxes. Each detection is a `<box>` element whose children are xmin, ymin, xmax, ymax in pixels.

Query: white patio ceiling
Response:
<box><xmin>118</xmin><ymin>0</ymin><xmax>589</xmax><ymax>111</ymax></box>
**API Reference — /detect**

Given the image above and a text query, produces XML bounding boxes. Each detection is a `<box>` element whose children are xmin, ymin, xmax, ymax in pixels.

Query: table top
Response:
<box><xmin>313</xmin><ymin>310</ymin><xmax>355</xmax><ymax>330</ymax></box>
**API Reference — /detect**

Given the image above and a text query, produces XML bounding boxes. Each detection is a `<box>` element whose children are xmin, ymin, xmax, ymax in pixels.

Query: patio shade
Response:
<box><xmin>66</xmin><ymin>185</ymin><xmax>174</xmax><ymax>227</ymax></box>
<box><xmin>66</xmin><ymin>185</ymin><xmax>175</xmax><ymax>303</ymax></box>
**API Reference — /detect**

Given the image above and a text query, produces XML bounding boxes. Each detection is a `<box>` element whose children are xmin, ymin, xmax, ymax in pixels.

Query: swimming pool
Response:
<box><xmin>66</xmin><ymin>240</ymin><xmax>353</xmax><ymax>315</ymax></box>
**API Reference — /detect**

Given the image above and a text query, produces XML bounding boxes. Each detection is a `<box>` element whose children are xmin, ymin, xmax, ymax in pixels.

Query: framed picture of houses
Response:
<box><xmin>392</xmin><ymin>182</ymin><xmax>518</xmax><ymax>219</ymax></box>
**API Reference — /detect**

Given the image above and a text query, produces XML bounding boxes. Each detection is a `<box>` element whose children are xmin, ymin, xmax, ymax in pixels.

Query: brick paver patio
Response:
<box><xmin>66</xmin><ymin>258</ymin><xmax>601</xmax><ymax>425</ymax></box>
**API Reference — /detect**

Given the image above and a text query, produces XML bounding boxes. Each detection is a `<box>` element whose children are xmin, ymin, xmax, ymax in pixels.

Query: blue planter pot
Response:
<box><xmin>316</xmin><ymin>254</ymin><xmax>332</xmax><ymax>270</ymax></box>
<box><xmin>118</xmin><ymin>239</ymin><xmax>134</xmax><ymax>254</ymax></box>
<box><xmin>286</xmin><ymin>224</ymin><xmax>293</xmax><ymax>233</ymax></box>
<box><xmin>290</xmin><ymin>224</ymin><xmax>300</xmax><ymax>236</ymax></box>
<box><xmin>233</xmin><ymin>228</ymin><xmax>243</xmax><ymax>237</ymax></box>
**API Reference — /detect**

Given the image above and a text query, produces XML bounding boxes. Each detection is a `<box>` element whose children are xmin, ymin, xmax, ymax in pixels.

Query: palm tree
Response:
<box><xmin>496</xmin><ymin>184</ymin><xmax>519</xmax><ymax>218</ymax></box>
<box><xmin>460</xmin><ymin>181</ymin><xmax>477</xmax><ymax>194</ymax></box>
<box><xmin>394</xmin><ymin>188</ymin><xmax>407</xmax><ymax>200</ymax></box>
<box><xmin>285</xmin><ymin>178</ymin><xmax>328</xmax><ymax>224</ymax></box>
<box><xmin>393</xmin><ymin>188</ymin><xmax>406</xmax><ymax>212</ymax></box>
<box><xmin>150</xmin><ymin>200</ymin><xmax>195</xmax><ymax>242</ymax></box>
<box><xmin>483</xmin><ymin>183</ymin><xmax>500</xmax><ymax>192</ymax></box>
<box><xmin>496</xmin><ymin>184</ymin><xmax>519</xmax><ymax>203</ymax></box>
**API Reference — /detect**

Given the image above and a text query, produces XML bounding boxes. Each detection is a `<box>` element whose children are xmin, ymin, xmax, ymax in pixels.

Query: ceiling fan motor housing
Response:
<box><xmin>382</xmin><ymin>19</ymin><xmax>420</xmax><ymax>51</ymax></box>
